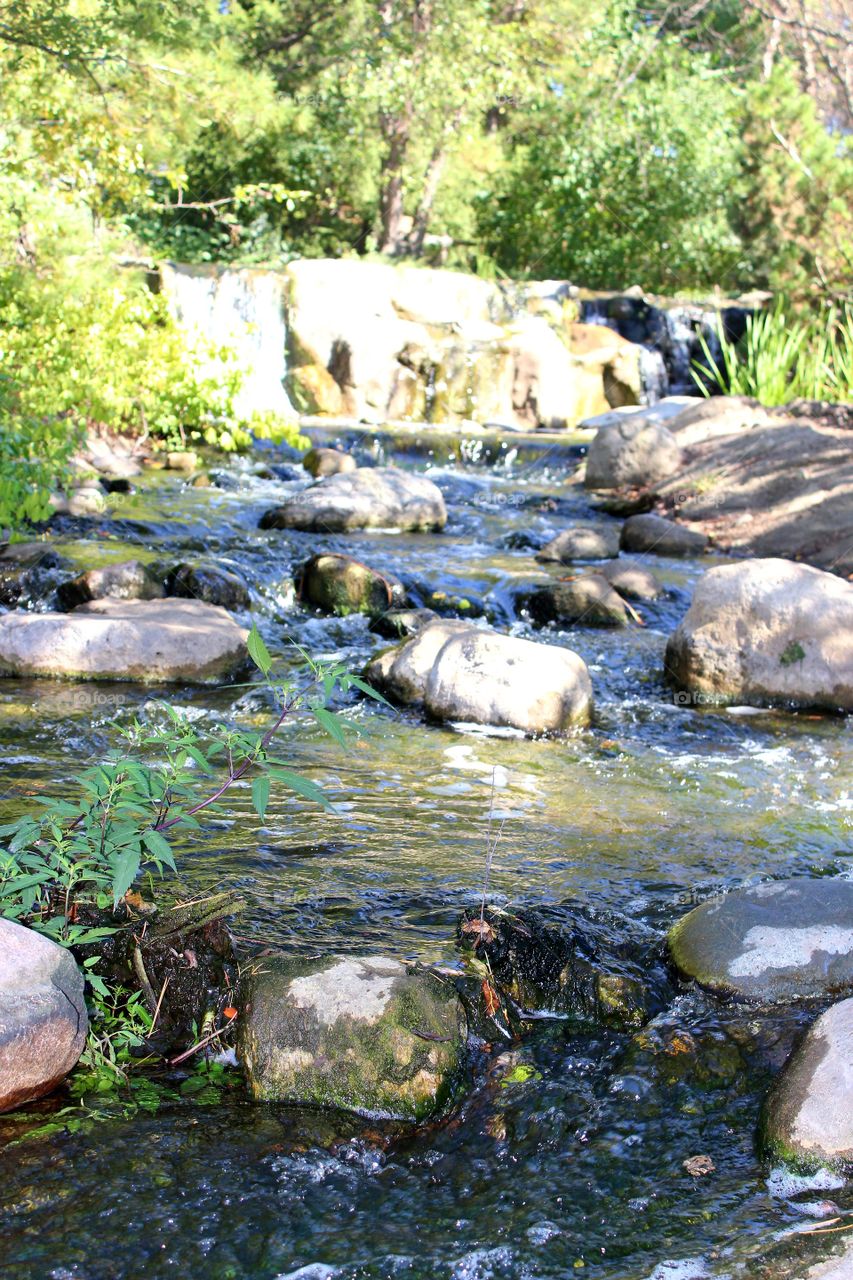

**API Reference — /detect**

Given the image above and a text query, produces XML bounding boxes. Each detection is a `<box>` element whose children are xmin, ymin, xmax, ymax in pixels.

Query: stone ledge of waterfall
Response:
<box><xmin>665</xmin><ymin>558</ymin><xmax>853</xmax><ymax>711</ymax></box>
<box><xmin>668</xmin><ymin>879</ymin><xmax>853</xmax><ymax>1004</ymax></box>
<box><xmin>365</xmin><ymin>620</ymin><xmax>592</xmax><ymax>733</ymax></box>
<box><xmin>258</xmin><ymin>467</ymin><xmax>447</xmax><ymax>533</ymax></box>
<box><xmin>762</xmin><ymin>996</ymin><xmax>853</xmax><ymax>1172</ymax></box>
<box><xmin>0</xmin><ymin>598</ymin><xmax>249</xmax><ymax>683</ymax></box>
<box><xmin>0</xmin><ymin>918</ymin><xmax>88</xmax><ymax>1114</ymax></box>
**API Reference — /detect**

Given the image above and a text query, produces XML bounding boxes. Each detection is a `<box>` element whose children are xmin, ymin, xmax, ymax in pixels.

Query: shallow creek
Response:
<box><xmin>1</xmin><ymin>427</ymin><xmax>851</xmax><ymax>1280</ymax></box>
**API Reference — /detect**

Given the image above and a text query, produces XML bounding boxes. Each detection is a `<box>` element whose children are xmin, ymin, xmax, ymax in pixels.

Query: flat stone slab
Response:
<box><xmin>0</xmin><ymin>598</ymin><xmax>248</xmax><ymax>683</ymax></box>
<box><xmin>668</xmin><ymin>879</ymin><xmax>853</xmax><ymax>1003</ymax></box>
<box><xmin>763</xmin><ymin>997</ymin><xmax>853</xmax><ymax>1171</ymax></box>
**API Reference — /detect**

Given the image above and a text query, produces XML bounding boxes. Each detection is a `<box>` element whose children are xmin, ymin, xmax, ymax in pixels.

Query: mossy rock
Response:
<box><xmin>298</xmin><ymin>553</ymin><xmax>405</xmax><ymax>618</ymax></box>
<box><xmin>238</xmin><ymin>955</ymin><xmax>468</xmax><ymax>1122</ymax></box>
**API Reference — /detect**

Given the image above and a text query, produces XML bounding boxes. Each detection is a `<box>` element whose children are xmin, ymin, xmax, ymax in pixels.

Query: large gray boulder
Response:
<box><xmin>366</xmin><ymin>621</ymin><xmax>592</xmax><ymax>732</ymax></box>
<box><xmin>365</xmin><ymin>620</ymin><xmax>472</xmax><ymax>705</ymax></box>
<box><xmin>621</xmin><ymin>512</ymin><xmax>709</xmax><ymax>556</ymax></box>
<box><xmin>666</xmin><ymin>558</ymin><xmax>853</xmax><ymax>710</ymax></box>
<box><xmin>238</xmin><ymin>954</ymin><xmax>467</xmax><ymax>1121</ymax></box>
<box><xmin>535</xmin><ymin>525</ymin><xmax>620</xmax><ymax>563</ymax></box>
<box><xmin>584</xmin><ymin>417</ymin><xmax>683</xmax><ymax>490</ymax></box>
<box><xmin>668</xmin><ymin>879</ymin><xmax>853</xmax><ymax>1003</ymax></box>
<box><xmin>424</xmin><ymin>628</ymin><xmax>593</xmax><ymax>732</ymax></box>
<box><xmin>298</xmin><ymin>553</ymin><xmax>405</xmax><ymax>618</ymax></box>
<box><xmin>0</xmin><ymin>919</ymin><xmax>88</xmax><ymax>1112</ymax></box>
<box><xmin>0</xmin><ymin>598</ymin><xmax>248</xmax><ymax>683</ymax></box>
<box><xmin>259</xmin><ymin>467</ymin><xmax>447</xmax><ymax>533</ymax></box>
<box><xmin>763</xmin><ymin>997</ymin><xmax>853</xmax><ymax>1171</ymax></box>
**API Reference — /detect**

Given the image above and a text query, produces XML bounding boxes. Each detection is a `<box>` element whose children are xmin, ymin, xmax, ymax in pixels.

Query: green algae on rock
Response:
<box><xmin>238</xmin><ymin>955</ymin><xmax>468</xmax><ymax>1121</ymax></box>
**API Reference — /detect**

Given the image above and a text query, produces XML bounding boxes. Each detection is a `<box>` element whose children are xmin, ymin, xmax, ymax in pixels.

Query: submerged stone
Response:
<box><xmin>298</xmin><ymin>553</ymin><xmax>405</xmax><ymax>618</ymax></box>
<box><xmin>668</xmin><ymin>879</ymin><xmax>853</xmax><ymax>1003</ymax></box>
<box><xmin>763</xmin><ymin>997</ymin><xmax>853</xmax><ymax>1172</ymax></box>
<box><xmin>238</xmin><ymin>955</ymin><xmax>467</xmax><ymax>1121</ymax></box>
<box><xmin>370</xmin><ymin>607</ymin><xmax>439</xmax><ymax>639</ymax></box>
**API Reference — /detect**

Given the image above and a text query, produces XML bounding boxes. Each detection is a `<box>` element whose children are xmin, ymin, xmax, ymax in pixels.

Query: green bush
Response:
<box><xmin>694</xmin><ymin>302</ymin><xmax>853</xmax><ymax>405</ymax></box>
<box><xmin>0</xmin><ymin>265</ymin><xmax>305</xmax><ymax>531</ymax></box>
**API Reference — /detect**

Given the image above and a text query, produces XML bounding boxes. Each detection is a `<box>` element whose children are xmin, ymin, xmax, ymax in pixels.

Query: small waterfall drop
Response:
<box><xmin>160</xmin><ymin>264</ymin><xmax>293</xmax><ymax>418</ymax></box>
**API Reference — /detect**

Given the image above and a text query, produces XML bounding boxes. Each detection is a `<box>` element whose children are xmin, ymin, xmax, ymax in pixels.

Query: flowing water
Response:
<box><xmin>1</xmin><ymin>428</ymin><xmax>851</xmax><ymax>1280</ymax></box>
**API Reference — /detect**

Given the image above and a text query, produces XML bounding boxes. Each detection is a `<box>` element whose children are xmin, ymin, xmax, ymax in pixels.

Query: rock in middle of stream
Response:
<box><xmin>238</xmin><ymin>955</ymin><xmax>468</xmax><ymax>1121</ymax></box>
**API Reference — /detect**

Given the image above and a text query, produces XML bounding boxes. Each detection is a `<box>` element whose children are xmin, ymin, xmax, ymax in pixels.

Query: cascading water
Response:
<box><xmin>160</xmin><ymin>264</ymin><xmax>294</xmax><ymax>419</ymax></box>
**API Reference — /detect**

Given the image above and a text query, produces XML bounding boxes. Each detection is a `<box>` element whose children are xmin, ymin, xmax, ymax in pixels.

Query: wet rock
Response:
<box><xmin>0</xmin><ymin>598</ymin><xmax>248</xmax><ymax>683</ymax></box>
<box><xmin>763</xmin><ymin>997</ymin><xmax>853</xmax><ymax>1171</ymax></box>
<box><xmin>665</xmin><ymin>559</ymin><xmax>853</xmax><ymax>710</ymax></box>
<box><xmin>238</xmin><ymin>954</ymin><xmax>467</xmax><ymax>1121</ymax></box>
<box><xmin>370</xmin><ymin>607</ymin><xmax>439</xmax><ymax>639</ymax></box>
<box><xmin>365</xmin><ymin>620</ymin><xmax>471</xmax><ymax>706</ymax></box>
<box><xmin>166</xmin><ymin>562</ymin><xmax>251</xmax><ymax>612</ymax></box>
<box><xmin>302</xmin><ymin>446</ymin><xmax>357</xmax><ymax>478</ymax></box>
<box><xmin>259</xmin><ymin>467</ymin><xmax>447</xmax><ymax>533</ymax></box>
<box><xmin>668</xmin><ymin>879</ymin><xmax>853</xmax><ymax>1002</ymax></box>
<box><xmin>56</xmin><ymin>560</ymin><xmax>165</xmax><ymax>611</ymax></box>
<box><xmin>165</xmin><ymin>450</ymin><xmax>199</xmax><ymax>472</ymax></box>
<box><xmin>50</xmin><ymin>485</ymin><xmax>107</xmax><ymax>517</ymax></box>
<box><xmin>458</xmin><ymin>906</ymin><xmax>650</xmax><ymax>1032</ymax></box>
<box><xmin>520</xmin><ymin>576</ymin><xmax>630</xmax><ymax>627</ymax></box>
<box><xmin>584</xmin><ymin>417</ymin><xmax>683</xmax><ymax>490</ymax></box>
<box><xmin>535</xmin><ymin>525</ymin><xmax>621</xmax><ymax>563</ymax></box>
<box><xmin>0</xmin><ymin>919</ymin><xmax>88</xmax><ymax>1113</ymax></box>
<box><xmin>298</xmin><ymin>553</ymin><xmax>405</xmax><ymax>618</ymax></box>
<box><xmin>367</xmin><ymin>621</ymin><xmax>592</xmax><ymax>732</ymax></box>
<box><xmin>424</xmin><ymin>626</ymin><xmax>592</xmax><ymax>732</ymax></box>
<box><xmin>621</xmin><ymin>513</ymin><xmax>709</xmax><ymax>556</ymax></box>
<box><xmin>593</xmin><ymin>559</ymin><xmax>663</xmax><ymax>601</ymax></box>
<box><xmin>0</xmin><ymin>542</ymin><xmax>68</xmax><ymax>607</ymax></box>
<box><xmin>406</xmin><ymin>581</ymin><xmax>486</xmax><ymax>619</ymax></box>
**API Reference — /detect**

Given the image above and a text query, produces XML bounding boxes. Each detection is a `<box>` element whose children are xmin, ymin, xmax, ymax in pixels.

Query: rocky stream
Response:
<box><xmin>0</xmin><ymin>412</ymin><xmax>852</xmax><ymax>1280</ymax></box>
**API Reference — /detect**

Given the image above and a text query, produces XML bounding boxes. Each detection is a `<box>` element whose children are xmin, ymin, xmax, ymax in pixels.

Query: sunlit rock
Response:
<box><xmin>666</xmin><ymin>559</ymin><xmax>853</xmax><ymax>709</ymax></box>
<box><xmin>535</xmin><ymin>524</ymin><xmax>621</xmax><ymax>563</ymax></box>
<box><xmin>238</xmin><ymin>954</ymin><xmax>467</xmax><ymax>1121</ymax></box>
<box><xmin>259</xmin><ymin>467</ymin><xmax>447</xmax><ymax>533</ymax></box>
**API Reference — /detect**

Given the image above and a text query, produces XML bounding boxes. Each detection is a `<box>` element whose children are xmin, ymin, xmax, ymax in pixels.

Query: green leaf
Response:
<box><xmin>247</xmin><ymin>623</ymin><xmax>272</xmax><ymax>677</ymax></box>
<box><xmin>348</xmin><ymin>675</ymin><xmax>393</xmax><ymax>707</ymax></box>
<box><xmin>312</xmin><ymin>707</ymin><xmax>349</xmax><ymax>749</ymax></box>
<box><xmin>111</xmin><ymin>846</ymin><xmax>141</xmax><ymax>906</ymax></box>
<box><xmin>252</xmin><ymin>774</ymin><xmax>271</xmax><ymax>821</ymax></box>
<box><xmin>268</xmin><ymin>768</ymin><xmax>331</xmax><ymax>810</ymax></box>
<box><xmin>142</xmin><ymin>829</ymin><xmax>177</xmax><ymax>871</ymax></box>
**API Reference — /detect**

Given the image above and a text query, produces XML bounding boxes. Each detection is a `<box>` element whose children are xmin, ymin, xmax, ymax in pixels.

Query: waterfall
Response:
<box><xmin>160</xmin><ymin>264</ymin><xmax>293</xmax><ymax>419</ymax></box>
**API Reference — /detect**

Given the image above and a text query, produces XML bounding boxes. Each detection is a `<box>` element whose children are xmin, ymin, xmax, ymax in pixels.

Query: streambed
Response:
<box><xmin>1</xmin><ymin>427</ymin><xmax>851</xmax><ymax>1280</ymax></box>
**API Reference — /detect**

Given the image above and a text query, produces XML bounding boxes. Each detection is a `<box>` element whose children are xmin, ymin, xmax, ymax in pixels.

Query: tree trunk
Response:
<box><xmin>378</xmin><ymin>110</ymin><xmax>410</xmax><ymax>254</ymax></box>
<box><xmin>409</xmin><ymin>142</ymin><xmax>447</xmax><ymax>255</ymax></box>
